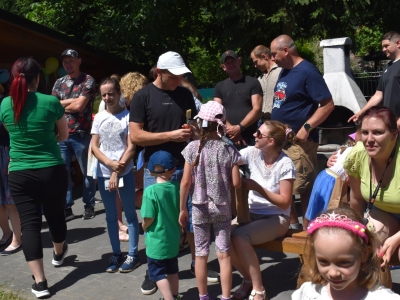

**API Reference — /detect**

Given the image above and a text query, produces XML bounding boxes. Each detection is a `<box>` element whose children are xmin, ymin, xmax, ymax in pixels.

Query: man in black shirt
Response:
<box><xmin>214</xmin><ymin>50</ymin><xmax>263</xmax><ymax>149</ymax></box>
<box><xmin>349</xmin><ymin>31</ymin><xmax>400</xmax><ymax>128</ymax></box>
<box><xmin>130</xmin><ymin>51</ymin><xmax>218</xmax><ymax>295</ymax></box>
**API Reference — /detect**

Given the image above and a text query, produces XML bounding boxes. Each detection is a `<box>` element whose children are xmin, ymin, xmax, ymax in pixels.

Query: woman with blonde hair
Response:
<box><xmin>230</xmin><ymin>120</ymin><xmax>296</xmax><ymax>300</ymax></box>
<box><xmin>120</xmin><ymin>72</ymin><xmax>149</xmax><ymax>109</ymax></box>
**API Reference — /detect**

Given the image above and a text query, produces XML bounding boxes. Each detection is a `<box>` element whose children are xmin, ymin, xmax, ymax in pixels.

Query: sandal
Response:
<box><xmin>119</xmin><ymin>230</ymin><xmax>129</xmax><ymax>242</ymax></box>
<box><xmin>232</xmin><ymin>279</ymin><xmax>252</xmax><ymax>300</ymax></box>
<box><xmin>119</xmin><ymin>224</ymin><xmax>128</xmax><ymax>234</ymax></box>
<box><xmin>249</xmin><ymin>289</ymin><xmax>268</xmax><ymax>300</ymax></box>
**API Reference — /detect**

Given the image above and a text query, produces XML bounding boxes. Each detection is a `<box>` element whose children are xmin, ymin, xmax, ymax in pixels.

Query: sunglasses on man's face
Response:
<box><xmin>256</xmin><ymin>129</ymin><xmax>270</xmax><ymax>139</ymax></box>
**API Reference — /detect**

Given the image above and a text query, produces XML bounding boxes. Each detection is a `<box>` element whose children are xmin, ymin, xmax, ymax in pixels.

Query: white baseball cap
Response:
<box><xmin>157</xmin><ymin>51</ymin><xmax>191</xmax><ymax>75</ymax></box>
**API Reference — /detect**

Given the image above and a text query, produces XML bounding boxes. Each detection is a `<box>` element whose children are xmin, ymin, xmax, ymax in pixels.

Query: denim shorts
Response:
<box><xmin>147</xmin><ymin>256</ymin><xmax>179</xmax><ymax>282</ymax></box>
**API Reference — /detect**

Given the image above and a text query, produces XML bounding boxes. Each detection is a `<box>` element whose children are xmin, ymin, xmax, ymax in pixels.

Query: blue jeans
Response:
<box><xmin>59</xmin><ymin>134</ymin><xmax>96</xmax><ymax>209</ymax></box>
<box><xmin>98</xmin><ymin>171</ymin><xmax>139</xmax><ymax>256</ymax></box>
<box><xmin>144</xmin><ymin>166</ymin><xmax>193</xmax><ymax>232</ymax></box>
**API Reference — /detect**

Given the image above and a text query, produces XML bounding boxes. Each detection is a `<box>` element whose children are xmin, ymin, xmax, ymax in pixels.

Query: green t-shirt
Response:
<box><xmin>344</xmin><ymin>139</ymin><xmax>400</xmax><ymax>214</ymax></box>
<box><xmin>141</xmin><ymin>181</ymin><xmax>180</xmax><ymax>260</ymax></box>
<box><xmin>0</xmin><ymin>92</ymin><xmax>65</xmax><ymax>171</ymax></box>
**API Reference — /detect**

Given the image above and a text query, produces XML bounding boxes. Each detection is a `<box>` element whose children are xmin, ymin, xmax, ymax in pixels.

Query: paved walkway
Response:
<box><xmin>1</xmin><ymin>188</ymin><xmax>400</xmax><ymax>299</ymax></box>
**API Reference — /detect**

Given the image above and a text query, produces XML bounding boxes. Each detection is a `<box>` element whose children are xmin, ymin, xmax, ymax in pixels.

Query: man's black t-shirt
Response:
<box><xmin>213</xmin><ymin>76</ymin><xmax>263</xmax><ymax>139</ymax></box>
<box><xmin>378</xmin><ymin>60</ymin><xmax>400</xmax><ymax>117</ymax></box>
<box><xmin>129</xmin><ymin>83</ymin><xmax>197</xmax><ymax>166</ymax></box>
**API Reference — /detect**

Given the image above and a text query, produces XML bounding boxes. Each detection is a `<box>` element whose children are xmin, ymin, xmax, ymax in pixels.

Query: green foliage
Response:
<box><xmin>3</xmin><ymin>0</ymin><xmax>400</xmax><ymax>84</ymax></box>
<box><xmin>0</xmin><ymin>286</ymin><xmax>25</xmax><ymax>300</ymax></box>
<box><xmin>354</xmin><ymin>25</ymin><xmax>384</xmax><ymax>56</ymax></box>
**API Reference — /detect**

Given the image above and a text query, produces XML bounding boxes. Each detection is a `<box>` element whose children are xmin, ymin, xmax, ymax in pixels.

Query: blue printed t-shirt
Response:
<box><xmin>271</xmin><ymin>60</ymin><xmax>332</xmax><ymax>143</ymax></box>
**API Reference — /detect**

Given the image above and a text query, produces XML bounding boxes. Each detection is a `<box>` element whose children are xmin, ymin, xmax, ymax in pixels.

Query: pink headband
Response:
<box><xmin>307</xmin><ymin>212</ymin><xmax>369</xmax><ymax>244</ymax></box>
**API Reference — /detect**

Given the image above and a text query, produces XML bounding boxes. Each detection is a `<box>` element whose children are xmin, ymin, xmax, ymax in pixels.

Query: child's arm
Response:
<box><xmin>231</xmin><ymin>164</ymin><xmax>241</xmax><ymax>188</ymax></box>
<box><xmin>142</xmin><ymin>218</ymin><xmax>154</xmax><ymax>232</ymax></box>
<box><xmin>117</xmin><ymin>134</ymin><xmax>136</xmax><ymax>174</ymax></box>
<box><xmin>179</xmin><ymin>161</ymin><xmax>192</xmax><ymax>228</ymax></box>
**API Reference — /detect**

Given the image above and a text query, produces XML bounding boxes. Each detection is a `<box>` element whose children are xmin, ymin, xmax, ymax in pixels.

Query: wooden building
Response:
<box><xmin>0</xmin><ymin>8</ymin><xmax>140</xmax><ymax>92</ymax></box>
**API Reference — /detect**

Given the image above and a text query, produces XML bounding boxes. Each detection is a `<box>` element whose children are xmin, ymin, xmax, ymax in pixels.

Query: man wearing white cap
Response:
<box><xmin>130</xmin><ymin>51</ymin><xmax>219</xmax><ymax>295</ymax></box>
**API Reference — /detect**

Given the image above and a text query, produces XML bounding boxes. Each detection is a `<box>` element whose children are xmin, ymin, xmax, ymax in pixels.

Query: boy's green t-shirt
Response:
<box><xmin>141</xmin><ymin>181</ymin><xmax>180</xmax><ymax>260</ymax></box>
<box><xmin>0</xmin><ymin>92</ymin><xmax>65</xmax><ymax>171</ymax></box>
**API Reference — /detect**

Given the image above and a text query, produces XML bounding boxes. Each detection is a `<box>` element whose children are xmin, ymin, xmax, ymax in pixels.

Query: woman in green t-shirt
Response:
<box><xmin>344</xmin><ymin>106</ymin><xmax>400</xmax><ymax>268</ymax></box>
<box><xmin>0</xmin><ymin>57</ymin><xmax>69</xmax><ymax>299</ymax></box>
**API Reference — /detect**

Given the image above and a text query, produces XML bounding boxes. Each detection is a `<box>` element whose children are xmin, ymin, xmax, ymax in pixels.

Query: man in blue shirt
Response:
<box><xmin>270</xmin><ymin>35</ymin><xmax>334</xmax><ymax>229</ymax></box>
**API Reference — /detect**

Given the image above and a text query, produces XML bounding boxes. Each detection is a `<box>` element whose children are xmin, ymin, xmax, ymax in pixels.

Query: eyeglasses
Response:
<box><xmin>256</xmin><ymin>129</ymin><xmax>270</xmax><ymax>139</ymax></box>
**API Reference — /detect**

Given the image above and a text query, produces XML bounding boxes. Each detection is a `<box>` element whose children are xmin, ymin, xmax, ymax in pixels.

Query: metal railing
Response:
<box><xmin>353</xmin><ymin>71</ymin><xmax>382</xmax><ymax>101</ymax></box>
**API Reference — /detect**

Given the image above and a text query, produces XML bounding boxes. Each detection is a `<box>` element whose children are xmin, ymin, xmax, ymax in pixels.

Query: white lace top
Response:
<box><xmin>292</xmin><ymin>282</ymin><xmax>400</xmax><ymax>300</ymax></box>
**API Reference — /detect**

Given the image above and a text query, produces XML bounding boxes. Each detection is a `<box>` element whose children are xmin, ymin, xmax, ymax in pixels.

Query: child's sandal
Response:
<box><xmin>249</xmin><ymin>289</ymin><xmax>268</xmax><ymax>300</ymax></box>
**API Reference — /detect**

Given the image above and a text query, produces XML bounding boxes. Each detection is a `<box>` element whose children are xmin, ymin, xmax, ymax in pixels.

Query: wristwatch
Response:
<box><xmin>303</xmin><ymin>122</ymin><xmax>313</xmax><ymax>132</ymax></box>
<box><xmin>238</xmin><ymin>124</ymin><xmax>246</xmax><ymax>132</ymax></box>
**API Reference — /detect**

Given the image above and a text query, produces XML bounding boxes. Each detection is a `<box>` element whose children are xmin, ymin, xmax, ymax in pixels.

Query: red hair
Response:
<box><xmin>360</xmin><ymin>106</ymin><xmax>398</xmax><ymax>133</ymax></box>
<box><xmin>9</xmin><ymin>57</ymin><xmax>41</xmax><ymax>124</ymax></box>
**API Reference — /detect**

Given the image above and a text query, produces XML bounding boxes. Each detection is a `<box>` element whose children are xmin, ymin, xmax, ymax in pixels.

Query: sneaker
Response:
<box><xmin>82</xmin><ymin>206</ymin><xmax>95</xmax><ymax>219</ymax></box>
<box><xmin>64</xmin><ymin>208</ymin><xmax>75</xmax><ymax>221</ymax></box>
<box><xmin>52</xmin><ymin>242</ymin><xmax>68</xmax><ymax>267</ymax></box>
<box><xmin>94</xmin><ymin>197</ymin><xmax>102</xmax><ymax>203</ymax></box>
<box><xmin>191</xmin><ymin>263</ymin><xmax>220</xmax><ymax>283</ymax></box>
<box><xmin>159</xmin><ymin>296</ymin><xmax>181</xmax><ymax>300</ymax></box>
<box><xmin>119</xmin><ymin>255</ymin><xmax>141</xmax><ymax>273</ymax></box>
<box><xmin>289</xmin><ymin>223</ymin><xmax>303</xmax><ymax>230</ymax></box>
<box><xmin>31</xmin><ymin>280</ymin><xmax>50</xmax><ymax>298</ymax></box>
<box><xmin>141</xmin><ymin>270</ymin><xmax>157</xmax><ymax>295</ymax></box>
<box><xmin>105</xmin><ymin>254</ymin><xmax>123</xmax><ymax>273</ymax></box>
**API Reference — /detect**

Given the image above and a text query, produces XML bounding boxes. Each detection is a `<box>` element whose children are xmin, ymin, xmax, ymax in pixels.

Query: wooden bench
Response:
<box><xmin>233</xmin><ymin>178</ymin><xmax>397</xmax><ymax>289</ymax></box>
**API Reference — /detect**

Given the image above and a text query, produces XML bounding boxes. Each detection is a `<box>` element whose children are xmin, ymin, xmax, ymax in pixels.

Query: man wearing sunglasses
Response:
<box><xmin>270</xmin><ymin>35</ymin><xmax>334</xmax><ymax>230</ymax></box>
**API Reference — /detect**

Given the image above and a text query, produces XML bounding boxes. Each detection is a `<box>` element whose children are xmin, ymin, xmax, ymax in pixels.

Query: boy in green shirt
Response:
<box><xmin>141</xmin><ymin>150</ymin><xmax>181</xmax><ymax>300</ymax></box>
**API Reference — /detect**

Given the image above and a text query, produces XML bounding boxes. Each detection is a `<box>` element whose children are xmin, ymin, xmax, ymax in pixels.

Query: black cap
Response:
<box><xmin>60</xmin><ymin>49</ymin><xmax>80</xmax><ymax>61</ymax></box>
<box><xmin>221</xmin><ymin>50</ymin><xmax>238</xmax><ymax>63</ymax></box>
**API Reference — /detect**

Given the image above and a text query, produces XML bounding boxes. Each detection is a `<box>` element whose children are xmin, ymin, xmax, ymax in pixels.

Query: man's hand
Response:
<box><xmin>348</xmin><ymin>112</ymin><xmax>362</xmax><ymax>124</ymax></box>
<box><xmin>226</xmin><ymin>124</ymin><xmax>241</xmax><ymax>140</ymax></box>
<box><xmin>183</xmin><ymin>123</ymin><xmax>200</xmax><ymax>140</ymax></box>
<box><xmin>169</xmin><ymin>128</ymin><xmax>192</xmax><ymax>142</ymax></box>
<box><xmin>296</xmin><ymin>127</ymin><xmax>310</xmax><ymax>143</ymax></box>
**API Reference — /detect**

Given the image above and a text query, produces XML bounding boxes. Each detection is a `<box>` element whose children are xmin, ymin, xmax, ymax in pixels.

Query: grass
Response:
<box><xmin>0</xmin><ymin>287</ymin><xmax>26</xmax><ymax>300</ymax></box>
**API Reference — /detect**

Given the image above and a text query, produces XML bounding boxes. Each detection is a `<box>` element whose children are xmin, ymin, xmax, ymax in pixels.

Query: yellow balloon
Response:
<box><xmin>45</xmin><ymin>57</ymin><xmax>59</xmax><ymax>75</ymax></box>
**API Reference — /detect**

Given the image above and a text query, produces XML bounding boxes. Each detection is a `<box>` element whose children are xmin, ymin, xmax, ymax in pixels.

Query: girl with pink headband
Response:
<box><xmin>293</xmin><ymin>207</ymin><xmax>400</xmax><ymax>299</ymax></box>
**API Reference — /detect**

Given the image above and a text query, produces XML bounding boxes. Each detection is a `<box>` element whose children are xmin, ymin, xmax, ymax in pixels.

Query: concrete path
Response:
<box><xmin>1</xmin><ymin>188</ymin><xmax>400</xmax><ymax>299</ymax></box>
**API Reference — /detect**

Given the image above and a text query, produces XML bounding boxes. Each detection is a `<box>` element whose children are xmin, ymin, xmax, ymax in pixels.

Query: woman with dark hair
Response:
<box><xmin>344</xmin><ymin>106</ymin><xmax>400</xmax><ymax>267</ymax></box>
<box><xmin>0</xmin><ymin>57</ymin><xmax>69</xmax><ymax>298</ymax></box>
